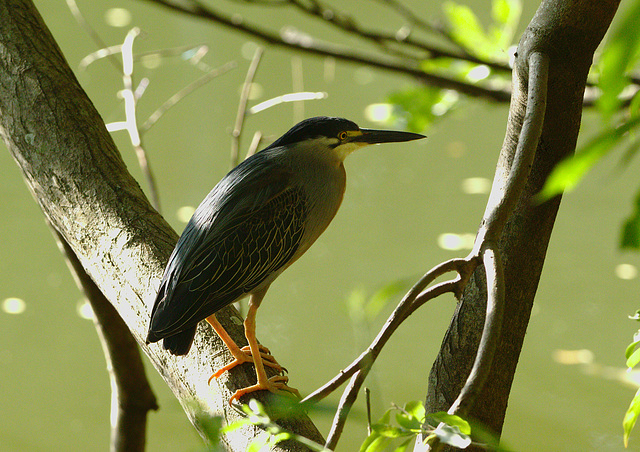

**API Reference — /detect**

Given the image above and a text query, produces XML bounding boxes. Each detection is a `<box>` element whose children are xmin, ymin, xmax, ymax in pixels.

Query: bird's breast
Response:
<box><xmin>290</xmin><ymin>161</ymin><xmax>346</xmax><ymax>259</ymax></box>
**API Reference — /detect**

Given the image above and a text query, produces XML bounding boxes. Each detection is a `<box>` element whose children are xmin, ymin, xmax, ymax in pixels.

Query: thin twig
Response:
<box><xmin>66</xmin><ymin>0</ymin><xmax>122</xmax><ymax>72</ymax></box>
<box><xmin>245</xmin><ymin>130</ymin><xmax>263</xmax><ymax>160</ymax></box>
<box><xmin>117</xmin><ymin>28</ymin><xmax>162</xmax><ymax>211</ymax></box>
<box><xmin>325</xmin><ymin>371</ymin><xmax>368</xmax><ymax>450</ymax></box>
<box><xmin>302</xmin><ymin>258</ymin><xmax>472</xmax><ymax>405</ymax></box>
<box><xmin>231</xmin><ymin>46</ymin><xmax>264</xmax><ymax>168</ymax></box>
<box><xmin>365</xmin><ymin>387</ymin><xmax>372</xmax><ymax>436</ymax></box>
<box><xmin>140</xmin><ymin>61</ymin><xmax>237</xmax><ymax>132</ymax></box>
<box><xmin>140</xmin><ymin>0</ymin><xmax>513</xmax><ymax>103</ymax></box>
<box><xmin>291</xmin><ymin>56</ymin><xmax>304</xmax><ymax>122</ymax></box>
<box><xmin>248</xmin><ymin>92</ymin><xmax>328</xmax><ymax>115</ymax></box>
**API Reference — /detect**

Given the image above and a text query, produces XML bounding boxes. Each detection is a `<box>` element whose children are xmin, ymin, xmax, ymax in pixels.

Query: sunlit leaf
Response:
<box><xmin>627</xmin><ymin>346</ymin><xmax>640</xmax><ymax>369</ymax></box>
<box><xmin>597</xmin><ymin>0</ymin><xmax>640</xmax><ymax>121</ymax></box>
<box><xmin>388</xmin><ymin>86</ymin><xmax>457</xmax><ymax>132</ymax></box>
<box><xmin>433</xmin><ymin>423</ymin><xmax>472</xmax><ymax>449</ymax></box>
<box><xmin>361</xmin><ymin>434</ymin><xmax>391</xmax><ymax>452</ymax></box>
<box><xmin>404</xmin><ymin>400</ymin><xmax>426</xmax><ymax>423</ymax></box>
<box><xmin>539</xmin><ymin>115</ymin><xmax>640</xmax><ymax>201</ymax></box>
<box><xmin>624</xmin><ymin>387</ymin><xmax>640</xmax><ymax>447</ymax></box>
<box><xmin>428</xmin><ymin>412</ymin><xmax>471</xmax><ymax>435</ymax></box>
<box><xmin>444</xmin><ymin>2</ymin><xmax>489</xmax><ymax>56</ymax></box>
<box><xmin>443</xmin><ymin>0</ymin><xmax>520</xmax><ymax>59</ymax></box>
<box><xmin>490</xmin><ymin>0</ymin><xmax>522</xmax><ymax>50</ymax></box>
<box><xmin>625</xmin><ymin>339</ymin><xmax>640</xmax><ymax>361</ymax></box>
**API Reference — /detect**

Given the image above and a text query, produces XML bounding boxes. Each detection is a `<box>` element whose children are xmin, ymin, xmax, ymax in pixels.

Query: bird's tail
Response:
<box><xmin>152</xmin><ymin>326</ymin><xmax>197</xmax><ymax>356</ymax></box>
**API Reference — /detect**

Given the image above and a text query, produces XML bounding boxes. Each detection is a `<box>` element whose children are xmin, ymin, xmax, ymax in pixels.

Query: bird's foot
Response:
<box><xmin>239</xmin><ymin>344</ymin><xmax>288</xmax><ymax>373</ymax></box>
<box><xmin>229</xmin><ymin>375</ymin><xmax>301</xmax><ymax>405</ymax></box>
<box><xmin>208</xmin><ymin>345</ymin><xmax>285</xmax><ymax>383</ymax></box>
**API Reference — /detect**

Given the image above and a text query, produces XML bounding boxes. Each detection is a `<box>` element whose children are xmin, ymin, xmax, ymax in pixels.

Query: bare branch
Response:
<box><xmin>0</xmin><ymin>2</ymin><xmax>323</xmax><ymax>449</ymax></box>
<box><xmin>139</xmin><ymin>0</ymin><xmax>512</xmax><ymax>103</ymax></box>
<box><xmin>140</xmin><ymin>61</ymin><xmax>237</xmax><ymax>132</ymax></box>
<box><xmin>324</xmin><ymin>371</ymin><xmax>368</xmax><ymax>450</ymax></box>
<box><xmin>302</xmin><ymin>258</ymin><xmax>474</xmax><ymax>406</ymax></box>
<box><xmin>231</xmin><ymin>46</ymin><xmax>264</xmax><ymax>168</ymax></box>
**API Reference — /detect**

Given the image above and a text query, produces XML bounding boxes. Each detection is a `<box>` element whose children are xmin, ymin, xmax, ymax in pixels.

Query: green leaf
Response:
<box><xmin>404</xmin><ymin>400</ymin><xmax>426</xmax><ymax>423</ymax></box>
<box><xmin>393</xmin><ymin>438</ymin><xmax>413</xmax><ymax>452</ymax></box>
<box><xmin>372</xmin><ymin>423</ymin><xmax>408</xmax><ymax>438</ymax></box>
<box><xmin>443</xmin><ymin>2</ymin><xmax>489</xmax><ymax>56</ymax></box>
<box><xmin>624</xmin><ymin>387</ymin><xmax>640</xmax><ymax>447</ymax></box>
<box><xmin>539</xmin><ymin>114</ymin><xmax>640</xmax><ymax>201</ymax></box>
<box><xmin>388</xmin><ymin>86</ymin><xmax>458</xmax><ymax>132</ymax></box>
<box><xmin>490</xmin><ymin>0</ymin><xmax>522</xmax><ymax>50</ymax></box>
<box><xmin>443</xmin><ymin>0</ymin><xmax>520</xmax><ymax>59</ymax></box>
<box><xmin>379</xmin><ymin>407</ymin><xmax>393</xmax><ymax>425</ymax></box>
<box><xmin>597</xmin><ymin>1</ymin><xmax>640</xmax><ymax>121</ymax></box>
<box><xmin>627</xmin><ymin>346</ymin><xmax>640</xmax><ymax>369</ymax></box>
<box><xmin>625</xmin><ymin>339</ymin><xmax>640</xmax><ymax>361</ymax></box>
<box><xmin>428</xmin><ymin>412</ymin><xmax>471</xmax><ymax>435</ymax></box>
<box><xmin>361</xmin><ymin>434</ymin><xmax>391</xmax><ymax>452</ymax></box>
<box><xmin>396</xmin><ymin>411</ymin><xmax>420</xmax><ymax>431</ymax></box>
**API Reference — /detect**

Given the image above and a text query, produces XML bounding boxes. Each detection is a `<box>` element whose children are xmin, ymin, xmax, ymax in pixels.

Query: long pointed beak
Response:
<box><xmin>352</xmin><ymin>128</ymin><xmax>426</xmax><ymax>144</ymax></box>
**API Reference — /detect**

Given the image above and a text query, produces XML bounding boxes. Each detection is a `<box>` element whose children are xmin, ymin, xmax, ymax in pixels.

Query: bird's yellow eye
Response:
<box><xmin>338</xmin><ymin>131</ymin><xmax>348</xmax><ymax>141</ymax></box>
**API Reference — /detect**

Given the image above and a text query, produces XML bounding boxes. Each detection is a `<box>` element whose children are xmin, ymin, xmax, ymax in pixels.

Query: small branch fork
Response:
<box><xmin>307</xmin><ymin>50</ymin><xmax>549</xmax><ymax>450</ymax></box>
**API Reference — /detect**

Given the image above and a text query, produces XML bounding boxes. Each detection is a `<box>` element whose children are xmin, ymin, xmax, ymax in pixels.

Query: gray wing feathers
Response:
<box><xmin>148</xmin><ymin>155</ymin><xmax>307</xmax><ymax>339</ymax></box>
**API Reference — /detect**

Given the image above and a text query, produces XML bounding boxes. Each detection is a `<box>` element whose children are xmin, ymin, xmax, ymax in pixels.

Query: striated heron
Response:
<box><xmin>146</xmin><ymin>116</ymin><xmax>425</xmax><ymax>403</ymax></box>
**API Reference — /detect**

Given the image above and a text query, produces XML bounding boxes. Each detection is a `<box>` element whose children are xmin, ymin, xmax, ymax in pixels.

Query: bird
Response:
<box><xmin>146</xmin><ymin>116</ymin><xmax>425</xmax><ymax>403</ymax></box>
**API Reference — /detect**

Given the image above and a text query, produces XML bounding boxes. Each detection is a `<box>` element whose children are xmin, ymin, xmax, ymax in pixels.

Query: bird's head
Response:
<box><xmin>265</xmin><ymin>116</ymin><xmax>426</xmax><ymax>161</ymax></box>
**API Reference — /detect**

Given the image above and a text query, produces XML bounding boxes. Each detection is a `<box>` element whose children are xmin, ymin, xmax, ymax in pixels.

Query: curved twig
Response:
<box><xmin>302</xmin><ymin>258</ymin><xmax>470</xmax><ymax>406</ymax></box>
<box><xmin>424</xmin><ymin>51</ymin><xmax>549</xmax><ymax>451</ymax></box>
<box><xmin>324</xmin><ymin>370</ymin><xmax>368</xmax><ymax>450</ymax></box>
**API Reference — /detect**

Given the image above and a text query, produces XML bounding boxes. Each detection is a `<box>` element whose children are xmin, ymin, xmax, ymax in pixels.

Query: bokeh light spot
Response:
<box><xmin>104</xmin><ymin>8</ymin><xmax>132</xmax><ymax>28</ymax></box>
<box><xmin>2</xmin><ymin>298</ymin><xmax>26</xmax><ymax>315</ymax></box>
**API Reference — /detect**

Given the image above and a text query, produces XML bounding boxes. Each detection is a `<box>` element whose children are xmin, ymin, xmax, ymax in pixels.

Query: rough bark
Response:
<box><xmin>0</xmin><ymin>1</ymin><xmax>323</xmax><ymax>450</ymax></box>
<box><xmin>425</xmin><ymin>0</ymin><xmax>620</xmax><ymax>448</ymax></box>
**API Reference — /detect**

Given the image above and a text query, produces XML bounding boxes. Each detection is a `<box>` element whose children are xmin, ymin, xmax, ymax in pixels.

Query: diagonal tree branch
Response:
<box><xmin>0</xmin><ymin>1</ymin><xmax>322</xmax><ymax>450</ymax></box>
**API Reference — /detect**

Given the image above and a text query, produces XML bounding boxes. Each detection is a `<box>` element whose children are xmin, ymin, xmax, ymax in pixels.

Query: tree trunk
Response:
<box><xmin>0</xmin><ymin>1</ymin><xmax>323</xmax><ymax>450</ymax></box>
<box><xmin>425</xmin><ymin>0</ymin><xmax>620</xmax><ymax>448</ymax></box>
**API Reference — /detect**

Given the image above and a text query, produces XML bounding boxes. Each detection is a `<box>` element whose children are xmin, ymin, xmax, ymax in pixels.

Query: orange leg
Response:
<box><xmin>227</xmin><ymin>298</ymin><xmax>300</xmax><ymax>404</ymax></box>
<box><xmin>205</xmin><ymin>314</ymin><xmax>283</xmax><ymax>382</ymax></box>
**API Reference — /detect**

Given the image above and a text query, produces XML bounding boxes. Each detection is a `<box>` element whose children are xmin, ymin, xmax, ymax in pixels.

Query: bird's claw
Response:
<box><xmin>208</xmin><ymin>345</ymin><xmax>287</xmax><ymax>384</ymax></box>
<box><xmin>228</xmin><ymin>375</ymin><xmax>301</xmax><ymax>405</ymax></box>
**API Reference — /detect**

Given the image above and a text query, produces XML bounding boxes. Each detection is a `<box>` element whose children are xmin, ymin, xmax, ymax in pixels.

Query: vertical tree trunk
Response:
<box><xmin>425</xmin><ymin>0</ymin><xmax>620</xmax><ymax>447</ymax></box>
